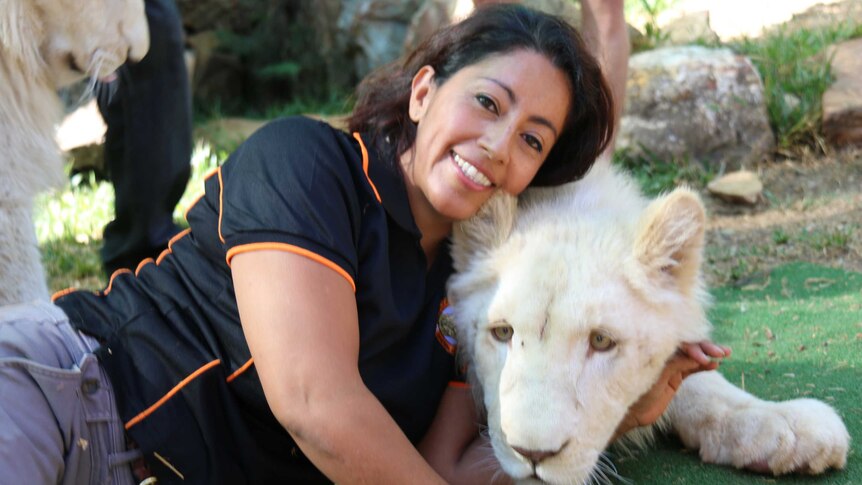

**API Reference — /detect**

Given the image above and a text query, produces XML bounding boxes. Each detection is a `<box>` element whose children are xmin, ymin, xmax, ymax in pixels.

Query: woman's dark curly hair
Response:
<box><xmin>347</xmin><ymin>3</ymin><xmax>615</xmax><ymax>187</ymax></box>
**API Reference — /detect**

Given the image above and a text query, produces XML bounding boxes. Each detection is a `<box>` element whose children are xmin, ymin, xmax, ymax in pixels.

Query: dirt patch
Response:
<box><xmin>702</xmin><ymin>147</ymin><xmax>862</xmax><ymax>286</ymax></box>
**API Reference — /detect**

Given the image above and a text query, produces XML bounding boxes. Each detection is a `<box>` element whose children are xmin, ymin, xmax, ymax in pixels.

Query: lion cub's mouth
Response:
<box><xmin>66</xmin><ymin>54</ymin><xmax>85</xmax><ymax>74</ymax></box>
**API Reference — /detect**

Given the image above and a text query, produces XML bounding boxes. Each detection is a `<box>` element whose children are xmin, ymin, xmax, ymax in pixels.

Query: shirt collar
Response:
<box><xmin>358</xmin><ymin>133</ymin><xmax>422</xmax><ymax>238</ymax></box>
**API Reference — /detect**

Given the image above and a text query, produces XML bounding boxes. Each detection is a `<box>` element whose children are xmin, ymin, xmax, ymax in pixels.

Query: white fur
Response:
<box><xmin>0</xmin><ymin>0</ymin><xmax>149</xmax><ymax>304</ymax></box>
<box><xmin>448</xmin><ymin>162</ymin><xmax>849</xmax><ymax>484</ymax></box>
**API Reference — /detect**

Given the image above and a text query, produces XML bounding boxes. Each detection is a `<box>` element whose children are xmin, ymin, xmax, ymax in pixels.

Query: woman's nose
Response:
<box><xmin>478</xmin><ymin>122</ymin><xmax>514</xmax><ymax>165</ymax></box>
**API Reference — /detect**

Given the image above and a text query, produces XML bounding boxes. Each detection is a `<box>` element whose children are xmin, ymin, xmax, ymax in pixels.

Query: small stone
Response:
<box><xmin>783</xmin><ymin>93</ymin><xmax>801</xmax><ymax>111</ymax></box>
<box><xmin>707</xmin><ymin>170</ymin><xmax>763</xmax><ymax>204</ymax></box>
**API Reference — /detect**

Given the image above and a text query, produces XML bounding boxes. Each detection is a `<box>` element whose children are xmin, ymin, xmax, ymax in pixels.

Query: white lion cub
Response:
<box><xmin>448</xmin><ymin>162</ymin><xmax>850</xmax><ymax>484</ymax></box>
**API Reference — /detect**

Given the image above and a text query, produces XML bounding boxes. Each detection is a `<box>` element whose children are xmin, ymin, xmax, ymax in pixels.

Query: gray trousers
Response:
<box><xmin>0</xmin><ymin>301</ymin><xmax>137</xmax><ymax>485</ymax></box>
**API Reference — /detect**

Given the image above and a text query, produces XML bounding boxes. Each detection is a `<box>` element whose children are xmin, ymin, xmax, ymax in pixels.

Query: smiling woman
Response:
<box><xmin>1</xmin><ymin>5</ymin><xmax>618</xmax><ymax>484</ymax></box>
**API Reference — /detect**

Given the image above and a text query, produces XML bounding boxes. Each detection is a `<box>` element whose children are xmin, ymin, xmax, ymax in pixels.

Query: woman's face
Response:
<box><xmin>401</xmin><ymin>48</ymin><xmax>571</xmax><ymax>228</ymax></box>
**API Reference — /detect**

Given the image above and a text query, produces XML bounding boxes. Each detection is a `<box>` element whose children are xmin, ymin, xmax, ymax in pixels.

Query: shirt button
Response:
<box><xmin>81</xmin><ymin>379</ymin><xmax>100</xmax><ymax>395</ymax></box>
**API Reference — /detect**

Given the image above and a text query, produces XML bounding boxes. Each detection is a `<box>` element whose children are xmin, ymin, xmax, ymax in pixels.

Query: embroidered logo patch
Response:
<box><xmin>435</xmin><ymin>298</ymin><xmax>457</xmax><ymax>355</ymax></box>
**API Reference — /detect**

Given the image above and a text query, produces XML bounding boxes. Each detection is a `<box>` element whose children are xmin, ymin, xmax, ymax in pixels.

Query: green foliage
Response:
<box><xmin>41</xmin><ymin>238</ymin><xmax>105</xmax><ymax>292</ymax></box>
<box><xmin>624</xmin><ymin>0</ymin><xmax>679</xmax><ymax>51</ymax></box>
<box><xmin>612</xmin><ymin>147</ymin><xmax>714</xmax><ymax>196</ymax></box>
<box><xmin>37</xmin><ymin>144</ymin><xmax>230</xmax><ymax>292</ymax></box>
<box><xmin>796</xmin><ymin>226</ymin><xmax>855</xmax><ymax>251</ymax></box>
<box><xmin>772</xmin><ymin>229</ymin><xmax>790</xmax><ymax>245</ymax></box>
<box><xmin>211</xmin><ymin>0</ymin><xmax>334</xmax><ymax>114</ymax></box>
<box><xmin>730</xmin><ymin>22</ymin><xmax>861</xmax><ymax>152</ymax></box>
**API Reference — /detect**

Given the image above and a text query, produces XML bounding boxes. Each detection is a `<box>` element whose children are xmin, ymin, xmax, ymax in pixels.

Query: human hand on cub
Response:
<box><xmin>613</xmin><ymin>341</ymin><xmax>731</xmax><ymax>440</ymax></box>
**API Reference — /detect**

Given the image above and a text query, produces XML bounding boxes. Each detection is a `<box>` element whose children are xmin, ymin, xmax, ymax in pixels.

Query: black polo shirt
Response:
<box><xmin>56</xmin><ymin>117</ymin><xmax>457</xmax><ymax>484</ymax></box>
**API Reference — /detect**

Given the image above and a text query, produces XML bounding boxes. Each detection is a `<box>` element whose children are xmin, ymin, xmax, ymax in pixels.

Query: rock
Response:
<box><xmin>783</xmin><ymin>93</ymin><xmax>802</xmax><ymax>112</ymax></box>
<box><xmin>707</xmin><ymin>170</ymin><xmax>763</xmax><ymax>205</ymax></box>
<box><xmin>405</xmin><ymin>0</ymin><xmax>582</xmax><ymax>55</ymax></box>
<box><xmin>186</xmin><ymin>31</ymin><xmax>243</xmax><ymax>106</ymax></box>
<box><xmin>176</xmin><ymin>0</ymin><xmax>256</xmax><ymax>33</ymax></box>
<box><xmin>619</xmin><ymin>46</ymin><xmax>774</xmax><ymax>168</ymax></box>
<box><xmin>822</xmin><ymin>38</ymin><xmax>862</xmax><ymax>147</ymax></box>
<box><xmin>403</xmin><ymin>0</ymin><xmax>462</xmax><ymax>53</ymax></box>
<box><xmin>336</xmin><ymin>0</ymin><xmax>425</xmax><ymax>79</ymax></box>
<box><xmin>56</xmin><ymin>99</ymin><xmax>106</xmax><ymax>152</ymax></box>
<box><xmin>662</xmin><ymin>10</ymin><xmax>720</xmax><ymax>46</ymax></box>
<box><xmin>195</xmin><ymin>117</ymin><xmax>268</xmax><ymax>153</ymax></box>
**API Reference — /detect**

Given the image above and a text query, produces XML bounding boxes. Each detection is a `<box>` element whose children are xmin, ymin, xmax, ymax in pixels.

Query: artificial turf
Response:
<box><xmin>615</xmin><ymin>262</ymin><xmax>861</xmax><ymax>484</ymax></box>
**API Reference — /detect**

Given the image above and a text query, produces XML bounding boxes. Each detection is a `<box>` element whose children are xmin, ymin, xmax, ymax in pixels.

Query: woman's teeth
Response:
<box><xmin>453</xmin><ymin>153</ymin><xmax>492</xmax><ymax>187</ymax></box>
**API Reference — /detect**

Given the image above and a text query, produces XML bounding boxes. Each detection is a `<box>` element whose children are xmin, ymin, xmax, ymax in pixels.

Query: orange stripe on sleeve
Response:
<box><xmin>203</xmin><ymin>166</ymin><xmax>220</xmax><ymax>180</ymax></box>
<box><xmin>226</xmin><ymin>242</ymin><xmax>356</xmax><ymax>292</ymax></box>
<box><xmin>50</xmin><ymin>287</ymin><xmax>76</xmax><ymax>302</ymax></box>
<box><xmin>125</xmin><ymin>359</ymin><xmax>222</xmax><ymax>430</ymax></box>
<box><xmin>226</xmin><ymin>358</ymin><xmax>255</xmax><ymax>383</ymax></box>
<box><xmin>103</xmin><ymin>268</ymin><xmax>133</xmax><ymax>295</ymax></box>
<box><xmin>352</xmin><ymin>133</ymin><xmax>381</xmax><ymax>203</ymax></box>
<box><xmin>135</xmin><ymin>258</ymin><xmax>155</xmax><ymax>275</ymax></box>
<box><xmin>155</xmin><ymin>248</ymin><xmax>171</xmax><ymax>265</ymax></box>
<box><xmin>168</xmin><ymin>228</ymin><xmax>191</xmax><ymax>249</ymax></box>
<box><xmin>217</xmin><ymin>167</ymin><xmax>226</xmax><ymax>244</ymax></box>
<box><xmin>183</xmin><ymin>192</ymin><xmax>205</xmax><ymax>221</ymax></box>
<box><xmin>448</xmin><ymin>381</ymin><xmax>471</xmax><ymax>389</ymax></box>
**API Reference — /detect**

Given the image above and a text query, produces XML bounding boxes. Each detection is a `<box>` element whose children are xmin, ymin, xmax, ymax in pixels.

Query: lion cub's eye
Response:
<box><xmin>491</xmin><ymin>325</ymin><xmax>514</xmax><ymax>342</ymax></box>
<box><xmin>589</xmin><ymin>331</ymin><xmax>616</xmax><ymax>351</ymax></box>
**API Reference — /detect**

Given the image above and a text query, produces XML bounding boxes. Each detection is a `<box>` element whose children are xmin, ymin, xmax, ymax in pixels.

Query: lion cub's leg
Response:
<box><xmin>0</xmin><ymin>204</ymin><xmax>49</xmax><ymax>305</ymax></box>
<box><xmin>665</xmin><ymin>370</ymin><xmax>849</xmax><ymax>475</ymax></box>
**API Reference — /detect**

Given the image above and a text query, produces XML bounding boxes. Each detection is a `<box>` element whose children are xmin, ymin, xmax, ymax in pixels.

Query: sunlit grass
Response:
<box><xmin>36</xmin><ymin>141</ymin><xmax>228</xmax><ymax>292</ymax></box>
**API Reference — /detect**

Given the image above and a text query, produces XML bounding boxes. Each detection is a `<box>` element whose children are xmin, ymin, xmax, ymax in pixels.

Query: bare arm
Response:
<box><xmin>232</xmin><ymin>250</ymin><xmax>446</xmax><ymax>484</ymax></box>
<box><xmin>580</xmin><ymin>0</ymin><xmax>630</xmax><ymax>154</ymax></box>
<box><xmin>419</xmin><ymin>383</ymin><xmax>513</xmax><ymax>485</ymax></box>
<box><xmin>612</xmin><ymin>341</ymin><xmax>731</xmax><ymax>441</ymax></box>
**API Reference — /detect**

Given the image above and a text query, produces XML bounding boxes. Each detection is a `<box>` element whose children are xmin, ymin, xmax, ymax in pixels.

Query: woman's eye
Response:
<box><xmin>476</xmin><ymin>94</ymin><xmax>498</xmax><ymax>114</ymax></box>
<box><xmin>491</xmin><ymin>325</ymin><xmax>514</xmax><ymax>342</ymax></box>
<box><xmin>589</xmin><ymin>331</ymin><xmax>616</xmax><ymax>351</ymax></box>
<box><xmin>523</xmin><ymin>134</ymin><xmax>543</xmax><ymax>153</ymax></box>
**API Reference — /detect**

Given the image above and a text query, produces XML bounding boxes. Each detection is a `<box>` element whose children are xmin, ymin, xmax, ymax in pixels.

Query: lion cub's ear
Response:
<box><xmin>633</xmin><ymin>187</ymin><xmax>706</xmax><ymax>293</ymax></box>
<box><xmin>451</xmin><ymin>192</ymin><xmax>518</xmax><ymax>273</ymax></box>
<box><xmin>0</xmin><ymin>1</ymin><xmax>43</xmax><ymax>74</ymax></box>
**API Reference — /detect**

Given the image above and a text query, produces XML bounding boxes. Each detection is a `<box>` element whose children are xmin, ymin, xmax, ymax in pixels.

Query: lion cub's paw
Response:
<box><xmin>701</xmin><ymin>398</ymin><xmax>849</xmax><ymax>475</ymax></box>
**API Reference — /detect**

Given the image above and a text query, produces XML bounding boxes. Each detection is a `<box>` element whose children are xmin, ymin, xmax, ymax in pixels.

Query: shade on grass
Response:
<box><xmin>615</xmin><ymin>262</ymin><xmax>860</xmax><ymax>484</ymax></box>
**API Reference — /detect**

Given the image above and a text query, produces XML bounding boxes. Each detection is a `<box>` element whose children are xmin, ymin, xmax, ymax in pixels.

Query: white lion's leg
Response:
<box><xmin>665</xmin><ymin>370</ymin><xmax>849</xmax><ymax>475</ymax></box>
<box><xmin>0</xmin><ymin>203</ymin><xmax>49</xmax><ymax>305</ymax></box>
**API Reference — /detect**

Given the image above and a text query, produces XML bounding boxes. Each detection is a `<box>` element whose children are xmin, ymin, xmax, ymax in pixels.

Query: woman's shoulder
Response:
<box><xmin>252</xmin><ymin>115</ymin><xmax>349</xmax><ymax>147</ymax></box>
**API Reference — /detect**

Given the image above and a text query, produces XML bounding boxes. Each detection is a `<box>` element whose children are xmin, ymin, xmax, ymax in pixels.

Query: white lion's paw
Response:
<box><xmin>700</xmin><ymin>398</ymin><xmax>849</xmax><ymax>475</ymax></box>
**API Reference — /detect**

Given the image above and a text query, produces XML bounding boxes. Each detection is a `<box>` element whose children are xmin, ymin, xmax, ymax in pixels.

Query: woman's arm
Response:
<box><xmin>419</xmin><ymin>383</ymin><xmax>513</xmax><ymax>485</ymax></box>
<box><xmin>232</xmin><ymin>250</ymin><xmax>446</xmax><ymax>484</ymax></box>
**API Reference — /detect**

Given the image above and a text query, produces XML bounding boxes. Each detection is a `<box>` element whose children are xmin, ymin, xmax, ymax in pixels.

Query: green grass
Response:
<box><xmin>612</xmin><ymin>147</ymin><xmax>715</xmax><ymax>196</ymax></box>
<box><xmin>730</xmin><ymin>22</ymin><xmax>862</xmax><ymax>152</ymax></box>
<box><xmin>37</xmin><ymin>142</ymin><xmax>227</xmax><ymax>292</ymax></box>
<box><xmin>617</xmin><ymin>262</ymin><xmax>862</xmax><ymax>484</ymax></box>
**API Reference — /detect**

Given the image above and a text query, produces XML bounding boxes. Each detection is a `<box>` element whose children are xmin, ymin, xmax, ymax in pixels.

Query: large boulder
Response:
<box><xmin>336</xmin><ymin>0</ymin><xmax>425</xmax><ymax>79</ymax></box>
<box><xmin>822</xmin><ymin>38</ymin><xmax>862</xmax><ymax>147</ymax></box>
<box><xmin>619</xmin><ymin>46</ymin><xmax>774</xmax><ymax>168</ymax></box>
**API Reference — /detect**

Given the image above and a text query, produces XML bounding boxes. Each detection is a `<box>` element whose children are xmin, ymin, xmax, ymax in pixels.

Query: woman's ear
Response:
<box><xmin>409</xmin><ymin>65</ymin><xmax>436</xmax><ymax>122</ymax></box>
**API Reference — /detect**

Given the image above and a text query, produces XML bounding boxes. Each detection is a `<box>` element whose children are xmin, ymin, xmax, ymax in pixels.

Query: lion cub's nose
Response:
<box><xmin>512</xmin><ymin>441</ymin><xmax>567</xmax><ymax>465</ymax></box>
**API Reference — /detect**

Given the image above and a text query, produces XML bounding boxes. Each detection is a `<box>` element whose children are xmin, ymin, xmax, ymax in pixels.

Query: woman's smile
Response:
<box><xmin>451</xmin><ymin>150</ymin><xmax>494</xmax><ymax>189</ymax></box>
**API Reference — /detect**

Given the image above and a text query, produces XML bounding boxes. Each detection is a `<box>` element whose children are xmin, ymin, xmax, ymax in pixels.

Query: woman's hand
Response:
<box><xmin>612</xmin><ymin>341</ymin><xmax>731</xmax><ymax>440</ymax></box>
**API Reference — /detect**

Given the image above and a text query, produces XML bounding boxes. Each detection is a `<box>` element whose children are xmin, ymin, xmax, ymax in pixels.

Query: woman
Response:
<box><xmin>0</xmin><ymin>4</ymin><xmax>726</xmax><ymax>484</ymax></box>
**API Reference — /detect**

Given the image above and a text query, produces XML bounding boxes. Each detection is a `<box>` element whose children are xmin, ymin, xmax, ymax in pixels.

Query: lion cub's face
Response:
<box><xmin>449</xmin><ymin>167</ymin><xmax>712</xmax><ymax>484</ymax></box>
<box><xmin>2</xmin><ymin>0</ymin><xmax>149</xmax><ymax>86</ymax></box>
